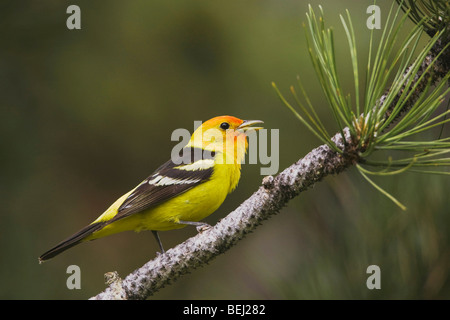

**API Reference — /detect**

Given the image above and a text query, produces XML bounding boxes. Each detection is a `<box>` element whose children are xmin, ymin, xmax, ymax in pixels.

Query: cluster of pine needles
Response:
<box><xmin>273</xmin><ymin>1</ymin><xmax>450</xmax><ymax>210</ymax></box>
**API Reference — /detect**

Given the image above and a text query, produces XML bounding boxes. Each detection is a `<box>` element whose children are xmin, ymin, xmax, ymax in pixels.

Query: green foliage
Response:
<box><xmin>274</xmin><ymin>3</ymin><xmax>450</xmax><ymax>209</ymax></box>
<box><xmin>396</xmin><ymin>0</ymin><xmax>450</xmax><ymax>36</ymax></box>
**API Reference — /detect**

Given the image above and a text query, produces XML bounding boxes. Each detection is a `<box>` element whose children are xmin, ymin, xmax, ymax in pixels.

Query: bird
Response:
<box><xmin>39</xmin><ymin>115</ymin><xmax>263</xmax><ymax>263</ymax></box>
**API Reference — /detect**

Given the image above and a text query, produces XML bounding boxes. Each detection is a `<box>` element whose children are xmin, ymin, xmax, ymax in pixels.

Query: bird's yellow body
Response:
<box><xmin>87</xmin><ymin>162</ymin><xmax>240</xmax><ymax>239</ymax></box>
<box><xmin>39</xmin><ymin>116</ymin><xmax>262</xmax><ymax>262</ymax></box>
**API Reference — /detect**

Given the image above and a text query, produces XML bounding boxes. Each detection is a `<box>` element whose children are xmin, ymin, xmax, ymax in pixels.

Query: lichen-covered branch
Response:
<box><xmin>383</xmin><ymin>30</ymin><xmax>450</xmax><ymax>126</ymax></box>
<box><xmin>91</xmin><ymin>26</ymin><xmax>449</xmax><ymax>300</ymax></box>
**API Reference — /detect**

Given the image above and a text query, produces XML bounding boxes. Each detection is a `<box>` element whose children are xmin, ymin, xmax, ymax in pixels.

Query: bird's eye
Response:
<box><xmin>220</xmin><ymin>122</ymin><xmax>230</xmax><ymax>130</ymax></box>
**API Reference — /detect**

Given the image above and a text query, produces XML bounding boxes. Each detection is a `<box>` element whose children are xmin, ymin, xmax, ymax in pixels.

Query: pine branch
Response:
<box><xmin>383</xmin><ymin>26</ymin><xmax>450</xmax><ymax>126</ymax></box>
<box><xmin>90</xmin><ymin>23</ymin><xmax>449</xmax><ymax>301</ymax></box>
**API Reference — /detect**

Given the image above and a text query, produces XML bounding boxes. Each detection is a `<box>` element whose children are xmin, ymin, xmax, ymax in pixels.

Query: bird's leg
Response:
<box><xmin>177</xmin><ymin>220</ymin><xmax>212</xmax><ymax>233</ymax></box>
<box><xmin>152</xmin><ymin>230</ymin><xmax>165</xmax><ymax>254</ymax></box>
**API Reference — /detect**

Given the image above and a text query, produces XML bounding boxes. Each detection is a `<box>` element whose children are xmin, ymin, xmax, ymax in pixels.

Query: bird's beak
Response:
<box><xmin>237</xmin><ymin>120</ymin><xmax>264</xmax><ymax>132</ymax></box>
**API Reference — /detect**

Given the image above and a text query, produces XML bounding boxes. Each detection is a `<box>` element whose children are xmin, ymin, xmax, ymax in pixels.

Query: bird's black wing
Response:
<box><xmin>110</xmin><ymin>147</ymin><xmax>216</xmax><ymax>223</ymax></box>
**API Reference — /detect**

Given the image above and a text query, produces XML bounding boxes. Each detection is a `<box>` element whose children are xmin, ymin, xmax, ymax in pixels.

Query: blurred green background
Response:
<box><xmin>1</xmin><ymin>0</ymin><xmax>449</xmax><ymax>299</ymax></box>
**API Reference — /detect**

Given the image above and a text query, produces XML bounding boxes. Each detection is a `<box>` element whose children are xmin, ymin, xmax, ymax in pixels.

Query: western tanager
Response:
<box><xmin>39</xmin><ymin>116</ymin><xmax>263</xmax><ymax>262</ymax></box>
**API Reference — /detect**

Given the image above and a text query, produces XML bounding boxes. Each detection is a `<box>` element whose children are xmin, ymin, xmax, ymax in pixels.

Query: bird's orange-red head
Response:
<box><xmin>187</xmin><ymin>116</ymin><xmax>263</xmax><ymax>164</ymax></box>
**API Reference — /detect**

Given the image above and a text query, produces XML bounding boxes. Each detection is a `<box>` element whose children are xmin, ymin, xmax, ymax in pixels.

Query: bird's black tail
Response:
<box><xmin>39</xmin><ymin>222</ymin><xmax>106</xmax><ymax>263</ymax></box>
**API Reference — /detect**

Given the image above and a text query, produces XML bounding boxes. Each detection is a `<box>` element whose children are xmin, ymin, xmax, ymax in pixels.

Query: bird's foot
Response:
<box><xmin>196</xmin><ymin>223</ymin><xmax>212</xmax><ymax>233</ymax></box>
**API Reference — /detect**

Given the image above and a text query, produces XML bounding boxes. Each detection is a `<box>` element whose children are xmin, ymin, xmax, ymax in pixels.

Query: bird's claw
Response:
<box><xmin>196</xmin><ymin>224</ymin><xmax>211</xmax><ymax>233</ymax></box>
